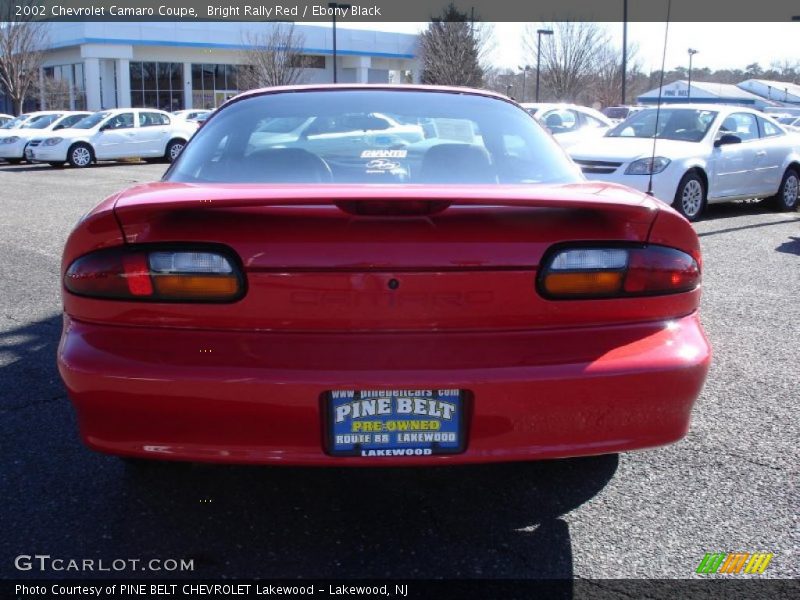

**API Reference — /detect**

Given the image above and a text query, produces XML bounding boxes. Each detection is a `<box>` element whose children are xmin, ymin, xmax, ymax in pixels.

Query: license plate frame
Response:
<box><xmin>325</xmin><ymin>389</ymin><xmax>466</xmax><ymax>458</ymax></box>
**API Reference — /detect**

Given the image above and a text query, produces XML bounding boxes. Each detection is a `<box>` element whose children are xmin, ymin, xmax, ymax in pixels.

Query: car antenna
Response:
<box><xmin>648</xmin><ymin>0</ymin><xmax>671</xmax><ymax>196</ymax></box>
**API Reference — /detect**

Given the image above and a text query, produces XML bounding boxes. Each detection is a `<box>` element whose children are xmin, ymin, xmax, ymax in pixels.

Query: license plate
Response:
<box><xmin>327</xmin><ymin>389</ymin><xmax>464</xmax><ymax>457</ymax></box>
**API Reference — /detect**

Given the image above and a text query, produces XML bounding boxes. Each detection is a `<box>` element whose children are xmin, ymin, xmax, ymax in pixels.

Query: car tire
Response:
<box><xmin>673</xmin><ymin>171</ymin><xmax>706</xmax><ymax>222</ymax></box>
<box><xmin>5</xmin><ymin>158</ymin><xmax>22</xmax><ymax>165</ymax></box>
<box><xmin>67</xmin><ymin>143</ymin><xmax>93</xmax><ymax>168</ymax></box>
<box><xmin>164</xmin><ymin>139</ymin><xmax>186</xmax><ymax>163</ymax></box>
<box><xmin>768</xmin><ymin>168</ymin><xmax>799</xmax><ymax>212</ymax></box>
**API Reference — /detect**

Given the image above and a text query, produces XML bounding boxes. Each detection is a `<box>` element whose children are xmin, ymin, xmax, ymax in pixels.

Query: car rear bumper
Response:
<box><xmin>58</xmin><ymin>314</ymin><xmax>710</xmax><ymax>465</ymax></box>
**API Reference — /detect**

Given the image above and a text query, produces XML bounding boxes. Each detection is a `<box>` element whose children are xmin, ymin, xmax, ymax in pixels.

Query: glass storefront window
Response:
<box><xmin>191</xmin><ymin>63</ymin><xmax>241</xmax><ymax>109</ymax></box>
<box><xmin>130</xmin><ymin>61</ymin><xmax>184</xmax><ymax>110</ymax></box>
<box><xmin>42</xmin><ymin>62</ymin><xmax>86</xmax><ymax>110</ymax></box>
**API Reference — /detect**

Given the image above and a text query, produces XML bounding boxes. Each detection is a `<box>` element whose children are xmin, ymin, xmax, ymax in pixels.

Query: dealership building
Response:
<box><xmin>637</xmin><ymin>79</ymin><xmax>800</xmax><ymax>109</ymax></box>
<box><xmin>28</xmin><ymin>22</ymin><xmax>420</xmax><ymax>112</ymax></box>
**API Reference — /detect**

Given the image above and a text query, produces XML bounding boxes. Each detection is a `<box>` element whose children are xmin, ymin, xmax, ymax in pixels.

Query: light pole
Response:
<box><xmin>622</xmin><ymin>0</ymin><xmax>628</xmax><ymax>105</ymax></box>
<box><xmin>518</xmin><ymin>65</ymin><xmax>531</xmax><ymax>102</ymax></box>
<box><xmin>329</xmin><ymin>2</ymin><xmax>351</xmax><ymax>83</ymax></box>
<box><xmin>687</xmin><ymin>48</ymin><xmax>698</xmax><ymax>99</ymax></box>
<box><xmin>535</xmin><ymin>29</ymin><xmax>553</xmax><ymax>102</ymax></box>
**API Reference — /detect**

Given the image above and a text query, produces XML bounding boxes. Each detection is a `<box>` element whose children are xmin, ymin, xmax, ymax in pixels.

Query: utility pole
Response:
<box><xmin>328</xmin><ymin>3</ymin><xmax>351</xmax><ymax>83</ymax></box>
<box><xmin>535</xmin><ymin>29</ymin><xmax>553</xmax><ymax>102</ymax></box>
<box><xmin>622</xmin><ymin>0</ymin><xmax>628</xmax><ymax>105</ymax></box>
<box><xmin>518</xmin><ymin>65</ymin><xmax>530</xmax><ymax>102</ymax></box>
<box><xmin>687</xmin><ymin>48</ymin><xmax>698</xmax><ymax>99</ymax></box>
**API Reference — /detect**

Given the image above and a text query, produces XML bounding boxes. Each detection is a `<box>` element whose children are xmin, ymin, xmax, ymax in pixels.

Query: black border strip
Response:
<box><xmin>3</xmin><ymin>0</ymin><xmax>800</xmax><ymax>22</ymax></box>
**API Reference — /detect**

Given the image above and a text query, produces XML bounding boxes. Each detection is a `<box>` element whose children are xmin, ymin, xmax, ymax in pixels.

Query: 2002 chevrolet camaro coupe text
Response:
<box><xmin>57</xmin><ymin>85</ymin><xmax>711</xmax><ymax>465</ymax></box>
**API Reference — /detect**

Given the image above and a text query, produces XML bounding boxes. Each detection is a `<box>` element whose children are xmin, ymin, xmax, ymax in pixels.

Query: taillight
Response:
<box><xmin>539</xmin><ymin>245</ymin><xmax>700</xmax><ymax>299</ymax></box>
<box><xmin>64</xmin><ymin>247</ymin><xmax>244</xmax><ymax>302</ymax></box>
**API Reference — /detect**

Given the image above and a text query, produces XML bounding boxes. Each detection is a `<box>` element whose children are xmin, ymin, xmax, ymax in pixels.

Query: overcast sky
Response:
<box><xmin>315</xmin><ymin>22</ymin><xmax>800</xmax><ymax>74</ymax></box>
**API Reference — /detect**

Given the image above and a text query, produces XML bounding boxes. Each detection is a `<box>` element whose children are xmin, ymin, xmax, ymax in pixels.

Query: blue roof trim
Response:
<box><xmin>49</xmin><ymin>37</ymin><xmax>416</xmax><ymax>59</ymax></box>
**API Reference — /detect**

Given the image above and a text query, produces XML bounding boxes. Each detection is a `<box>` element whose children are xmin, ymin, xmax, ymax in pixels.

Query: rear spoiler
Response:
<box><xmin>116</xmin><ymin>181</ymin><xmax>657</xmax><ymax>216</ymax></box>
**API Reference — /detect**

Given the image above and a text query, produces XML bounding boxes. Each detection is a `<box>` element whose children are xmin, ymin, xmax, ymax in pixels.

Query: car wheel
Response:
<box><xmin>68</xmin><ymin>143</ymin><xmax>93</xmax><ymax>168</ymax></box>
<box><xmin>768</xmin><ymin>168</ymin><xmax>799</xmax><ymax>212</ymax></box>
<box><xmin>165</xmin><ymin>139</ymin><xmax>185</xmax><ymax>163</ymax></box>
<box><xmin>673</xmin><ymin>172</ymin><xmax>706</xmax><ymax>222</ymax></box>
<box><xmin>5</xmin><ymin>158</ymin><xmax>22</xmax><ymax>165</ymax></box>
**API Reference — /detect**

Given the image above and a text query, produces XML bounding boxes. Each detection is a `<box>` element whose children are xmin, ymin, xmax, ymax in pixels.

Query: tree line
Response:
<box><xmin>421</xmin><ymin>5</ymin><xmax>800</xmax><ymax>107</ymax></box>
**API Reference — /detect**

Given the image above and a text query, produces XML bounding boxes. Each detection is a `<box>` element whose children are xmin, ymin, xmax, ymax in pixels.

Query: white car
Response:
<box><xmin>568</xmin><ymin>104</ymin><xmax>800</xmax><ymax>220</ymax></box>
<box><xmin>0</xmin><ymin>111</ymin><xmax>90</xmax><ymax>163</ymax></box>
<box><xmin>173</xmin><ymin>109</ymin><xmax>211</xmax><ymax>121</ymax></box>
<box><xmin>28</xmin><ymin>108</ymin><xmax>196</xmax><ymax>167</ymax></box>
<box><xmin>520</xmin><ymin>103</ymin><xmax>613</xmax><ymax>149</ymax></box>
<box><xmin>0</xmin><ymin>114</ymin><xmax>13</xmax><ymax>127</ymax></box>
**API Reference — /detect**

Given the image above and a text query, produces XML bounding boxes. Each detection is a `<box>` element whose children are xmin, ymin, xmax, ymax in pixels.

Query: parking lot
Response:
<box><xmin>0</xmin><ymin>161</ymin><xmax>797</xmax><ymax>580</ymax></box>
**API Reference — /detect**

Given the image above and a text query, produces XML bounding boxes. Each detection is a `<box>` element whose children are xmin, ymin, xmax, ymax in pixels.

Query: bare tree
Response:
<box><xmin>483</xmin><ymin>66</ymin><xmax>518</xmax><ymax>98</ymax></box>
<box><xmin>592</xmin><ymin>41</ymin><xmax>644</xmax><ymax>108</ymax></box>
<box><xmin>37</xmin><ymin>76</ymin><xmax>71</xmax><ymax>110</ymax></box>
<box><xmin>0</xmin><ymin>3</ymin><xmax>48</xmax><ymax>113</ymax></box>
<box><xmin>239</xmin><ymin>23</ymin><xmax>309</xmax><ymax>90</ymax></box>
<box><xmin>523</xmin><ymin>22</ymin><xmax>608</xmax><ymax>103</ymax></box>
<box><xmin>419</xmin><ymin>3</ymin><xmax>490</xmax><ymax>87</ymax></box>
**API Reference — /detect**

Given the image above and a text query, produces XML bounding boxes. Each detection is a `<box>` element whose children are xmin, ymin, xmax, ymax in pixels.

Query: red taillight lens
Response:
<box><xmin>64</xmin><ymin>247</ymin><xmax>244</xmax><ymax>302</ymax></box>
<box><xmin>539</xmin><ymin>245</ymin><xmax>700</xmax><ymax>299</ymax></box>
<box><xmin>623</xmin><ymin>246</ymin><xmax>700</xmax><ymax>295</ymax></box>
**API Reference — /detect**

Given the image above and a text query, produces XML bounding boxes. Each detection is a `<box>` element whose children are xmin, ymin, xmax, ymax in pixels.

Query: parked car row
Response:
<box><xmin>0</xmin><ymin>111</ymin><xmax>91</xmax><ymax>163</ymax></box>
<box><xmin>0</xmin><ymin>108</ymin><xmax>197</xmax><ymax>167</ymax></box>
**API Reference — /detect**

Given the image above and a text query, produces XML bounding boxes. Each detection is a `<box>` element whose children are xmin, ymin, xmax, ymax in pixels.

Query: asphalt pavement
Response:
<box><xmin>0</xmin><ymin>161</ymin><xmax>797</xmax><ymax>581</ymax></box>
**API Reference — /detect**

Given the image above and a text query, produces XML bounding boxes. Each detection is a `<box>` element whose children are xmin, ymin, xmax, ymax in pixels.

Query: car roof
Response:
<box><xmin>99</xmin><ymin>108</ymin><xmax>169</xmax><ymax>115</ymax></box>
<box><xmin>229</xmin><ymin>84</ymin><xmax>516</xmax><ymax>109</ymax></box>
<box><xmin>637</xmin><ymin>103</ymin><xmax>763</xmax><ymax>114</ymax></box>
<box><xmin>520</xmin><ymin>102</ymin><xmax>580</xmax><ymax>111</ymax></box>
<box><xmin>521</xmin><ymin>102</ymin><xmax>612</xmax><ymax>123</ymax></box>
<box><xmin>27</xmin><ymin>110</ymin><xmax>69</xmax><ymax>117</ymax></box>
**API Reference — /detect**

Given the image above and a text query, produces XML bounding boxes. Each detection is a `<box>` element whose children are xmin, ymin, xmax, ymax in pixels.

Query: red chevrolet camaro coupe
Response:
<box><xmin>58</xmin><ymin>85</ymin><xmax>711</xmax><ymax>465</ymax></box>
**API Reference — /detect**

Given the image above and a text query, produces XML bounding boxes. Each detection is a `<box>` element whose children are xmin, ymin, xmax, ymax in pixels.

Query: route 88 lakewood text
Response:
<box><xmin>207</xmin><ymin>4</ymin><xmax>381</xmax><ymax>18</ymax></box>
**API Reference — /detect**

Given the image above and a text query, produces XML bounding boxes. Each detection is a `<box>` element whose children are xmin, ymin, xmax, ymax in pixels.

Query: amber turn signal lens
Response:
<box><xmin>543</xmin><ymin>271</ymin><xmax>624</xmax><ymax>297</ymax></box>
<box><xmin>153</xmin><ymin>274</ymin><xmax>239</xmax><ymax>299</ymax></box>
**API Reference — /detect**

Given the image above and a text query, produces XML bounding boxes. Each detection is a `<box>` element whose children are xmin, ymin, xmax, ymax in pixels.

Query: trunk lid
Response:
<box><xmin>102</xmin><ymin>182</ymin><xmax>672</xmax><ymax>331</ymax></box>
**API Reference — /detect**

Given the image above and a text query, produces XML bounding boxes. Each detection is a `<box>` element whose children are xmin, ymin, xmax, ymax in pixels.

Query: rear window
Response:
<box><xmin>166</xmin><ymin>90</ymin><xmax>581</xmax><ymax>185</ymax></box>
